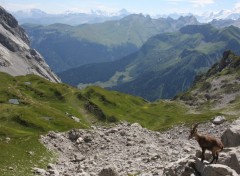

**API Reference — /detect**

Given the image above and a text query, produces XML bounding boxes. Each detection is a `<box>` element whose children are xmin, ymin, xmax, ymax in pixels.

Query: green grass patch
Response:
<box><xmin>82</xmin><ymin>86</ymin><xmax>219</xmax><ymax>130</ymax></box>
<box><xmin>0</xmin><ymin>136</ymin><xmax>55</xmax><ymax>176</ymax></box>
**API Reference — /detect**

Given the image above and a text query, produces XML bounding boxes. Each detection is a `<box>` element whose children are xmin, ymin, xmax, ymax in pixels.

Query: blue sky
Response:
<box><xmin>1</xmin><ymin>0</ymin><xmax>240</xmax><ymax>15</ymax></box>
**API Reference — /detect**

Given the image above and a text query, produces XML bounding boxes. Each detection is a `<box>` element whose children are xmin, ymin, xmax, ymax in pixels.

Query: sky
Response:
<box><xmin>1</xmin><ymin>0</ymin><xmax>240</xmax><ymax>15</ymax></box>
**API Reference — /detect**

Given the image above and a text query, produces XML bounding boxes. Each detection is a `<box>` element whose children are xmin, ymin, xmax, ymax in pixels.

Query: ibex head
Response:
<box><xmin>188</xmin><ymin>123</ymin><xmax>199</xmax><ymax>139</ymax></box>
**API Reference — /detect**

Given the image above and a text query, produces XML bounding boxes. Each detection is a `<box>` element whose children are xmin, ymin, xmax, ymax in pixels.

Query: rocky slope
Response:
<box><xmin>0</xmin><ymin>6</ymin><xmax>60</xmax><ymax>83</ymax></box>
<box><xmin>178</xmin><ymin>50</ymin><xmax>240</xmax><ymax>112</ymax></box>
<box><xmin>34</xmin><ymin>118</ymin><xmax>240</xmax><ymax>176</ymax></box>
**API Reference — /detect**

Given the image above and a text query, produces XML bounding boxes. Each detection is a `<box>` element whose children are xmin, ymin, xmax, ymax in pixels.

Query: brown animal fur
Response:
<box><xmin>189</xmin><ymin>123</ymin><xmax>224</xmax><ymax>164</ymax></box>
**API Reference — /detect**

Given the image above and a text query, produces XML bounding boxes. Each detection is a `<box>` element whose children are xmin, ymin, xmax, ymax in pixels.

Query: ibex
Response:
<box><xmin>189</xmin><ymin>123</ymin><xmax>224</xmax><ymax>164</ymax></box>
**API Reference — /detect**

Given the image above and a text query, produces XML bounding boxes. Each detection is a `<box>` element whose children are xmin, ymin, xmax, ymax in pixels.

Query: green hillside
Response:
<box><xmin>23</xmin><ymin>15</ymin><xmax>198</xmax><ymax>72</ymax></box>
<box><xmin>0</xmin><ymin>71</ymin><xmax>229</xmax><ymax>175</ymax></box>
<box><xmin>59</xmin><ymin>24</ymin><xmax>240</xmax><ymax>101</ymax></box>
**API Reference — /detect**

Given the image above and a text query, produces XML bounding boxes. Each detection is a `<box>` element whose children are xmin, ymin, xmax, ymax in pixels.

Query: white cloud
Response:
<box><xmin>2</xmin><ymin>2</ymin><xmax>39</xmax><ymax>12</ymax></box>
<box><xmin>94</xmin><ymin>4</ymin><xmax>118</xmax><ymax>12</ymax></box>
<box><xmin>235</xmin><ymin>2</ymin><xmax>240</xmax><ymax>9</ymax></box>
<box><xmin>167</xmin><ymin>0</ymin><xmax>215</xmax><ymax>7</ymax></box>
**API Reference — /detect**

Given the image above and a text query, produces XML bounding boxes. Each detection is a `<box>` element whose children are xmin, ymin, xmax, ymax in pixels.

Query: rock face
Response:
<box><xmin>221</xmin><ymin>119</ymin><xmax>240</xmax><ymax>147</ymax></box>
<box><xmin>195</xmin><ymin>158</ymin><xmax>239</xmax><ymax>176</ymax></box>
<box><xmin>0</xmin><ymin>6</ymin><xmax>60</xmax><ymax>83</ymax></box>
<box><xmin>36</xmin><ymin>119</ymin><xmax>240</xmax><ymax>176</ymax></box>
<box><xmin>219</xmin><ymin>147</ymin><xmax>240</xmax><ymax>174</ymax></box>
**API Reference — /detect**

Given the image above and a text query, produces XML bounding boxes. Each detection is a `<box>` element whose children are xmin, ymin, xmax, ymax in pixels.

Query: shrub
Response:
<box><xmin>107</xmin><ymin>115</ymin><xmax>118</xmax><ymax>123</ymax></box>
<box><xmin>200</xmin><ymin>82</ymin><xmax>211</xmax><ymax>91</ymax></box>
<box><xmin>84</xmin><ymin>101</ymin><xmax>106</xmax><ymax>121</ymax></box>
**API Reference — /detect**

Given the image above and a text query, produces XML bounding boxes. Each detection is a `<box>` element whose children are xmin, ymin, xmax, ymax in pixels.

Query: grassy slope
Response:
<box><xmin>0</xmin><ymin>72</ymin><xmax>91</xmax><ymax>175</ymax></box>
<box><xmin>82</xmin><ymin>86</ymin><xmax>221</xmax><ymax>130</ymax></box>
<box><xmin>0</xmin><ymin>72</ymin><xmax>235</xmax><ymax>175</ymax></box>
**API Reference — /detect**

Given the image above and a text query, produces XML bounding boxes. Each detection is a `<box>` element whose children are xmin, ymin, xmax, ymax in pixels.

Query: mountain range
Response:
<box><xmin>20</xmin><ymin>9</ymin><xmax>240</xmax><ymax>101</ymax></box>
<box><xmin>12</xmin><ymin>7</ymin><xmax>240</xmax><ymax>25</ymax></box>
<box><xmin>23</xmin><ymin>15</ymin><xmax>199</xmax><ymax>72</ymax></box>
<box><xmin>0</xmin><ymin>6</ymin><xmax>60</xmax><ymax>83</ymax></box>
<box><xmin>210</xmin><ymin>18</ymin><xmax>240</xmax><ymax>28</ymax></box>
<box><xmin>58</xmin><ymin>24</ymin><xmax>240</xmax><ymax>101</ymax></box>
<box><xmin>12</xmin><ymin>8</ymin><xmax>130</xmax><ymax>25</ymax></box>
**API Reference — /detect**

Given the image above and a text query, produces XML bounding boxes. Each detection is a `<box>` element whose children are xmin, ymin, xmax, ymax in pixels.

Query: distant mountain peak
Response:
<box><xmin>12</xmin><ymin>8</ymin><xmax>131</xmax><ymax>25</ymax></box>
<box><xmin>13</xmin><ymin>8</ymin><xmax>47</xmax><ymax>18</ymax></box>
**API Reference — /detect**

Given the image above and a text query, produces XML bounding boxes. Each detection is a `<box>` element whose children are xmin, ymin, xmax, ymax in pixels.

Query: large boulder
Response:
<box><xmin>221</xmin><ymin>118</ymin><xmax>240</xmax><ymax>147</ymax></box>
<box><xmin>195</xmin><ymin>158</ymin><xmax>238</xmax><ymax>176</ymax></box>
<box><xmin>163</xmin><ymin>156</ymin><xmax>197</xmax><ymax>176</ymax></box>
<box><xmin>219</xmin><ymin>147</ymin><xmax>240</xmax><ymax>174</ymax></box>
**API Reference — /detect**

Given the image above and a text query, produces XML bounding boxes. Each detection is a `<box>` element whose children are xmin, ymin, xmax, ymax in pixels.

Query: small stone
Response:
<box><xmin>47</xmin><ymin>163</ymin><xmax>55</xmax><ymax>170</ymax></box>
<box><xmin>33</xmin><ymin>167</ymin><xmax>46</xmax><ymax>175</ymax></box>
<box><xmin>5</xmin><ymin>137</ymin><xmax>11</xmax><ymax>143</ymax></box>
<box><xmin>212</xmin><ymin>116</ymin><xmax>226</xmax><ymax>125</ymax></box>
<box><xmin>76</xmin><ymin>137</ymin><xmax>84</xmax><ymax>144</ymax></box>
<box><xmin>98</xmin><ymin>166</ymin><xmax>119</xmax><ymax>176</ymax></box>
<box><xmin>83</xmin><ymin>135</ymin><xmax>92</xmax><ymax>143</ymax></box>
<box><xmin>8</xmin><ymin>167</ymin><xmax>13</xmax><ymax>170</ymax></box>
<box><xmin>73</xmin><ymin>154</ymin><xmax>86</xmax><ymax>162</ymax></box>
<box><xmin>27</xmin><ymin>151</ymin><xmax>34</xmax><ymax>155</ymax></box>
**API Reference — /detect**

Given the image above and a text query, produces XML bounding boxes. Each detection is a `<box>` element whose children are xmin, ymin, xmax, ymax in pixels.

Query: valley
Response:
<box><xmin>59</xmin><ymin>24</ymin><xmax>240</xmax><ymax>101</ymax></box>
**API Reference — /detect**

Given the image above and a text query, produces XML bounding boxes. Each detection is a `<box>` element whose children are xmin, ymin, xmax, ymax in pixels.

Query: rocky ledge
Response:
<box><xmin>34</xmin><ymin>118</ymin><xmax>240</xmax><ymax>176</ymax></box>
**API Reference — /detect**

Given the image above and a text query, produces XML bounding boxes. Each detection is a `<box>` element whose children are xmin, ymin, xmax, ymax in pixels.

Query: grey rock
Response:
<box><xmin>98</xmin><ymin>166</ymin><xmax>119</xmax><ymax>176</ymax></box>
<box><xmin>5</xmin><ymin>137</ymin><xmax>11</xmax><ymax>143</ymax></box>
<box><xmin>48</xmin><ymin>169</ymin><xmax>59</xmax><ymax>176</ymax></box>
<box><xmin>219</xmin><ymin>147</ymin><xmax>240</xmax><ymax>174</ymax></box>
<box><xmin>69</xmin><ymin>115</ymin><xmax>80</xmax><ymax>122</ymax></box>
<box><xmin>8</xmin><ymin>99</ymin><xmax>19</xmax><ymax>105</ymax></box>
<box><xmin>73</xmin><ymin>153</ymin><xmax>85</xmax><ymax>162</ymax></box>
<box><xmin>221</xmin><ymin>118</ymin><xmax>240</xmax><ymax>147</ymax></box>
<box><xmin>39</xmin><ymin>120</ymin><xmax>234</xmax><ymax>176</ymax></box>
<box><xmin>212</xmin><ymin>116</ymin><xmax>226</xmax><ymax>125</ymax></box>
<box><xmin>131</xmin><ymin>123</ymin><xmax>142</xmax><ymax>129</ymax></box>
<box><xmin>33</xmin><ymin>167</ymin><xmax>46</xmax><ymax>175</ymax></box>
<box><xmin>47</xmin><ymin>131</ymin><xmax>59</xmax><ymax>139</ymax></box>
<box><xmin>195</xmin><ymin>157</ymin><xmax>239</xmax><ymax>176</ymax></box>
<box><xmin>83</xmin><ymin>135</ymin><xmax>92</xmax><ymax>143</ymax></box>
<box><xmin>163</xmin><ymin>157</ymin><xmax>196</xmax><ymax>176</ymax></box>
<box><xmin>77</xmin><ymin>171</ymin><xmax>90</xmax><ymax>176</ymax></box>
<box><xmin>76</xmin><ymin>137</ymin><xmax>84</xmax><ymax>144</ymax></box>
<box><xmin>68</xmin><ymin>129</ymin><xmax>82</xmax><ymax>141</ymax></box>
<box><xmin>8</xmin><ymin>166</ymin><xmax>13</xmax><ymax>170</ymax></box>
<box><xmin>47</xmin><ymin>163</ymin><xmax>55</xmax><ymax>170</ymax></box>
<box><xmin>24</xmin><ymin>82</ymin><xmax>31</xmax><ymax>85</ymax></box>
<box><xmin>0</xmin><ymin>6</ymin><xmax>60</xmax><ymax>83</ymax></box>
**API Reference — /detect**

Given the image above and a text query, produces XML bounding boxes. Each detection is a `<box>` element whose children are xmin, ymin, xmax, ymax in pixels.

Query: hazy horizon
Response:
<box><xmin>1</xmin><ymin>0</ymin><xmax>240</xmax><ymax>16</ymax></box>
